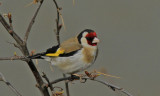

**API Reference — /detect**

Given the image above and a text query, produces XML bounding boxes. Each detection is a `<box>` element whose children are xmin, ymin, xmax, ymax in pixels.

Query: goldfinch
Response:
<box><xmin>29</xmin><ymin>29</ymin><xmax>99</xmax><ymax>74</ymax></box>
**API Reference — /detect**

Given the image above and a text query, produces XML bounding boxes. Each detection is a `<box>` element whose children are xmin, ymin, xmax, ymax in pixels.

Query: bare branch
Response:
<box><xmin>24</xmin><ymin>0</ymin><xmax>44</xmax><ymax>43</ymax></box>
<box><xmin>0</xmin><ymin>1</ymin><xmax>50</xmax><ymax>95</ymax></box>
<box><xmin>49</xmin><ymin>76</ymin><xmax>133</xmax><ymax>96</ymax></box>
<box><xmin>5</xmin><ymin>82</ymin><xmax>22</xmax><ymax>96</ymax></box>
<box><xmin>53</xmin><ymin>0</ymin><xmax>62</xmax><ymax>45</ymax></box>
<box><xmin>0</xmin><ymin>72</ymin><xmax>22</xmax><ymax>96</ymax></box>
<box><xmin>63</xmin><ymin>74</ymin><xmax>70</xmax><ymax>96</ymax></box>
<box><xmin>0</xmin><ymin>56</ymin><xmax>26</xmax><ymax>61</ymax></box>
<box><xmin>7</xmin><ymin>41</ymin><xmax>20</xmax><ymax>49</ymax></box>
<box><xmin>0</xmin><ymin>14</ymin><xmax>23</xmax><ymax>45</ymax></box>
<box><xmin>93</xmin><ymin>78</ymin><xmax>133</xmax><ymax>96</ymax></box>
<box><xmin>42</xmin><ymin>72</ymin><xmax>54</xmax><ymax>92</ymax></box>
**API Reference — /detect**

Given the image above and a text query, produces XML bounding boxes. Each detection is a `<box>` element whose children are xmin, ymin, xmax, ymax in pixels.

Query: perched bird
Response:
<box><xmin>29</xmin><ymin>29</ymin><xmax>99</xmax><ymax>74</ymax></box>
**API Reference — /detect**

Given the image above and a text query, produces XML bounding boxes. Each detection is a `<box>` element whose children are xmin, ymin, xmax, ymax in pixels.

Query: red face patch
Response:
<box><xmin>85</xmin><ymin>32</ymin><xmax>97</xmax><ymax>46</ymax></box>
<box><xmin>85</xmin><ymin>32</ymin><xmax>97</xmax><ymax>38</ymax></box>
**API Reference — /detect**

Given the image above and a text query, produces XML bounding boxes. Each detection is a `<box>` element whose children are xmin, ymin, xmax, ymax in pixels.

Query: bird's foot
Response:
<box><xmin>85</xmin><ymin>70</ymin><xmax>100</xmax><ymax>80</ymax></box>
<box><xmin>85</xmin><ymin>70</ymin><xmax>120</xmax><ymax>79</ymax></box>
<box><xmin>71</xmin><ymin>74</ymin><xmax>86</xmax><ymax>83</ymax></box>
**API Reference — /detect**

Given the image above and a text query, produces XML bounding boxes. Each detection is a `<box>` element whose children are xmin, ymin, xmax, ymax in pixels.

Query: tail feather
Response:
<box><xmin>28</xmin><ymin>52</ymin><xmax>46</xmax><ymax>59</ymax></box>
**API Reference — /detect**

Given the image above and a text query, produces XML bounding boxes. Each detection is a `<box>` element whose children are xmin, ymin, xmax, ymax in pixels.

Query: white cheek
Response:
<box><xmin>81</xmin><ymin>32</ymin><xmax>88</xmax><ymax>46</ymax></box>
<box><xmin>81</xmin><ymin>37</ymin><xmax>92</xmax><ymax>47</ymax></box>
<box><xmin>81</xmin><ymin>37</ymin><xmax>93</xmax><ymax>48</ymax></box>
<box><xmin>82</xmin><ymin>32</ymin><xmax>88</xmax><ymax>37</ymax></box>
<box><xmin>81</xmin><ymin>37</ymin><xmax>87</xmax><ymax>44</ymax></box>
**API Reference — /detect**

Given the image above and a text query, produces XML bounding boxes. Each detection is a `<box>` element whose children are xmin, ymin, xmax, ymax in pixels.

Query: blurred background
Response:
<box><xmin>0</xmin><ymin>0</ymin><xmax>160</xmax><ymax>96</ymax></box>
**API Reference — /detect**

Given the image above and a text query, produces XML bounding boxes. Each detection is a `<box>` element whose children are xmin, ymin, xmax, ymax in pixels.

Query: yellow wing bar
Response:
<box><xmin>46</xmin><ymin>48</ymin><xmax>64</xmax><ymax>57</ymax></box>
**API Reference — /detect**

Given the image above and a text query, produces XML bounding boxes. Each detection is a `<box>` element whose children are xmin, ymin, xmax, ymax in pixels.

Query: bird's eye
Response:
<box><xmin>86</xmin><ymin>37</ymin><xmax>93</xmax><ymax>41</ymax></box>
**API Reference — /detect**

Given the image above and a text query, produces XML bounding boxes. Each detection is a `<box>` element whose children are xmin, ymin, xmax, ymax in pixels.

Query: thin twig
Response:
<box><xmin>50</xmin><ymin>76</ymin><xmax>133</xmax><ymax>96</ymax></box>
<box><xmin>7</xmin><ymin>41</ymin><xmax>20</xmax><ymax>48</ymax></box>
<box><xmin>24</xmin><ymin>0</ymin><xmax>44</xmax><ymax>43</ymax></box>
<box><xmin>93</xmin><ymin>78</ymin><xmax>133</xmax><ymax>96</ymax></box>
<box><xmin>63</xmin><ymin>74</ymin><xmax>70</xmax><ymax>96</ymax></box>
<box><xmin>53</xmin><ymin>0</ymin><xmax>62</xmax><ymax>45</ymax></box>
<box><xmin>0</xmin><ymin>56</ymin><xmax>26</xmax><ymax>61</ymax></box>
<box><xmin>42</xmin><ymin>72</ymin><xmax>54</xmax><ymax>92</ymax></box>
<box><xmin>5</xmin><ymin>82</ymin><xmax>22</xmax><ymax>96</ymax></box>
<box><xmin>0</xmin><ymin>14</ymin><xmax>23</xmax><ymax>45</ymax></box>
<box><xmin>0</xmin><ymin>72</ymin><xmax>22</xmax><ymax>96</ymax></box>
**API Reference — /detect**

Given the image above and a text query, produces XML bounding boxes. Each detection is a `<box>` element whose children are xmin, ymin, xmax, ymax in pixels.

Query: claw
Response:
<box><xmin>71</xmin><ymin>74</ymin><xmax>86</xmax><ymax>83</ymax></box>
<box><xmin>85</xmin><ymin>70</ymin><xmax>100</xmax><ymax>79</ymax></box>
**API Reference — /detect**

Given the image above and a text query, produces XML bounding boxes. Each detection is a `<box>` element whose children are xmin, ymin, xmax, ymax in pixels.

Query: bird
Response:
<box><xmin>28</xmin><ymin>29</ymin><xmax>99</xmax><ymax>74</ymax></box>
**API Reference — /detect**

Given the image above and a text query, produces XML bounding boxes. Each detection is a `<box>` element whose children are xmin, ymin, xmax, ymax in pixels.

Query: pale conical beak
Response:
<box><xmin>92</xmin><ymin>37</ymin><xmax>100</xmax><ymax>43</ymax></box>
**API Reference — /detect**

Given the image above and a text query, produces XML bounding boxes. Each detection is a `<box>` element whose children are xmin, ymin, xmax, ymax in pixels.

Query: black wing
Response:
<box><xmin>28</xmin><ymin>45</ymin><xmax>59</xmax><ymax>59</ymax></box>
<box><xmin>45</xmin><ymin>45</ymin><xmax>60</xmax><ymax>54</ymax></box>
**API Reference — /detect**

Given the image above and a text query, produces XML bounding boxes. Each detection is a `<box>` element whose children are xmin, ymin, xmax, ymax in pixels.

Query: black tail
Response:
<box><xmin>27</xmin><ymin>52</ymin><xmax>46</xmax><ymax>59</ymax></box>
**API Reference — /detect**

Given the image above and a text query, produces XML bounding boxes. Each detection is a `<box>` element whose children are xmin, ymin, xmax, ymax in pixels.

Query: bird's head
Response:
<box><xmin>77</xmin><ymin>29</ymin><xmax>99</xmax><ymax>47</ymax></box>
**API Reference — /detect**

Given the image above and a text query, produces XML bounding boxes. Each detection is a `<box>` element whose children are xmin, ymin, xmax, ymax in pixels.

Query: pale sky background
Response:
<box><xmin>0</xmin><ymin>0</ymin><xmax>160</xmax><ymax>96</ymax></box>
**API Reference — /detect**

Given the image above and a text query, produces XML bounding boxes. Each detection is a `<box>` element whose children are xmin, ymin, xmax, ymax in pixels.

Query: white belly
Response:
<box><xmin>50</xmin><ymin>50</ymin><xmax>94</xmax><ymax>74</ymax></box>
